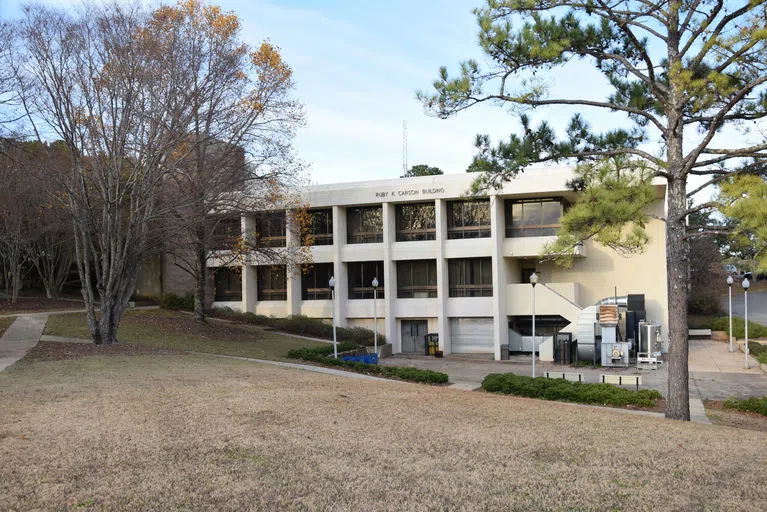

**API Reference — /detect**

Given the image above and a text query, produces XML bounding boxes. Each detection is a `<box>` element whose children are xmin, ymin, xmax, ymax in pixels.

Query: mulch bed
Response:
<box><xmin>0</xmin><ymin>295</ymin><xmax>156</xmax><ymax>315</ymax></box>
<box><xmin>0</xmin><ymin>298</ymin><xmax>86</xmax><ymax>314</ymax></box>
<box><xmin>23</xmin><ymin>341</ymin><xmax>185</xmax><ymax>362</ymax></box>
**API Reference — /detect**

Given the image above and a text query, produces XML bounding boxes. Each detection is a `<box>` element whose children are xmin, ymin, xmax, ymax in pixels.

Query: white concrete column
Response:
<box><xmin>435</xmin><ymin>199</ymin><xmax>450</xmax><ymax>354</ymax></box>
<box><xmin>241</xmin><ymin>215</ymin><xmax>257</xmax><ymax>312</ymax></box>
<box><xmin>490</xmin><ymin>195</ymin><xmax>509</xmax><ymax>360</ymax></box>
<box><xmin>331</xmin><ymin>206</ymin><xmax>347</xmax><ymax>327</ymax></box>
<box><xmin>285</xmin><ymin>210</ymin><xmax>301</xmax><ymax>317</ymax></box>
<box><xmin>382</xmin><ymin>202</ymin><xmax>398</xmax><ymax>351</ymax></box>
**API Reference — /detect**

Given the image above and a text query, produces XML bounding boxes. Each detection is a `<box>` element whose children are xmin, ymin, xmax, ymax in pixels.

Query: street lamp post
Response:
<box><xmin>372</xmin><ymin>277</ymin><xmax>379</xmax><ymax>355</ymax></box>
<box><xmin>743</xmin><ymin>277</ymin><xmax>750</xmax><ymax>369</ymax></box>
<box><xmin>329</xmin><ymin>276</ymin><xmax>337</xmax><ymax>359</ymax></box>
<box><xmin>727</xmin><ymin>275</ymin><xmax>734</xmax><ymax>353</ymax></box>
<box><xmin>530</xmin><ymin>272</ymin><xmax>538</xmax><ymax>378</ymax></box>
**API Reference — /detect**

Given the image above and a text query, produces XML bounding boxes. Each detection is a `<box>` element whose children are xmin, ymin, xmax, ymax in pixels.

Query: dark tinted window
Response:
<box><xmin>347</xmin><ymin>206</ymin><xmax>383</xmax><ymax>244</ymax></box>
<box><xmin>214</xmin><ymin>267</ymin><xmax>242</xmax><ymax>301</ymax></box>
<box><xmin>447</xmin><ymin>199</ymin><xmax>490</xmax><ymax>239</ymax></box>
<box><xmin>448</xmin><ymin>258</ymin><xmax>493</xmax><ymax>297</ymax></box>
<box><xmin>304</xmin><ymin>209</ymin><xmax>333</xmax><ymax>246</ymax></box>
<box><xmin>397</xmin><ymin>260</ymin><xmax>437</xmax><ymax>298</ymax></box>
<box><xmin>257</xmin><ymin>265</ymin><xmax>287</xmax><ymax>301</ymax></box>
<box><xmin>255</xmin><ymin>211</ymin><xmax>286</xmax><ymax>247</ymax></box>
<box><xmin>301</xmin><ymin>263</ymin><xmax>333</xmax><ymax>300</ymax></box>
<box><xmin>395</xmin><ymin>203</ymin><xmax>436</xmax><ymax>241</ymax></box>
<box><xmin>211</xmin><ymin>217</ymin><xmax>241</xmax><ymax>250</ymax></box>
<box><xmin>505</xmin><ymin>199</ymin><xmax>564</xmax><ymax>237</ymax></box>
<box><xmin>347</xmin><ymin>261</ymin><xmax>384</xmax><ymax>299</ymax></box>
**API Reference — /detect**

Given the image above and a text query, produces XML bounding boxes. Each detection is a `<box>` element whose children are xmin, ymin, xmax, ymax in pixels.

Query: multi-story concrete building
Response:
<box><xmin>209</xmin><ymin>166</ymin><xmax>668</xmax><ymax>361</ymax></box>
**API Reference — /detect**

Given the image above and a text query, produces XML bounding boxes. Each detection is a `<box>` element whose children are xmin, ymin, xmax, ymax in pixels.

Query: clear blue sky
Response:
<box><xmin>2</xmin><ymin>0</ymin><xmax>758</xmax><ymax>193</ymax></box>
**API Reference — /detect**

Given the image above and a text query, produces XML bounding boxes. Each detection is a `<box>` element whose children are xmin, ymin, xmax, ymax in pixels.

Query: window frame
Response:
<box><xmin>447</xmin><ymin>257</ymin><xmax>493</xmax><ymax>297</ymax></box>
<box><xmin>301</xmin><ymin>263</ymin><xmax>334</xmax><ymax>300</ymax></box>
<box><xmin>347</xmin><ymin>261</ymin><xmax>384</xmax><ymax>299</ymax></box>
<box><xmin>213</xmin><ymin>267</ymin><xmax>242</xmax><ymax>302</ymax></box>
<box><xmin>446</xmin><ymin>199</ymin><xmax>491</xmax><ymax>239</ymax></box>
<box><xmin>254</xmin><ymin>211</ymin><xmax>287</xmax><ymax>247</ymax></box>
<box><xmin>346</xmin><ymin>206</ymin><xmax>384</xmax><ymax>244</ymax></box>
<box><xmin>505</xmin><ymin>198</ymin><xmax>566</xmax><ymax>238</ymax></box>
<box><xmin>395</xmin><ymin>202</ymin><xmax>436</xmax><ymax>242</ymax></box>
<box><xmin>256</xmin><ymin>265</ymin><xmax>287</xmax><ymax>301</ymax></box>
<box><xmin>396</xmin><ymin>259</ymin><xmax>438</xmax><ymax>298</ymax></box>
<box><xmin>304</xmin><ymin>208</ymin><xmax>333</xmax><ymax>246</ymax></box>
<box><xmin>210</xmin><ymin>217</ymin><xmax>241</xmax><ymax>251</ymax></box>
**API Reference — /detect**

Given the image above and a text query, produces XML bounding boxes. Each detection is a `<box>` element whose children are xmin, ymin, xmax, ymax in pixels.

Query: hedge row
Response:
<box><xmin>206</xmin><ymin>307</ymin><xmax>386</xmax><ymax>347</ymax></box>
<box><xmin>724</xmin><ymin>396</ymin><xmax>767</xmax><ymax>417</ymax></box>
<box><xmin>159</xmin><ymin>292</ymin><xmax>195</xmax><ymax>311</ymax></box>
<box><xmin>709</xmin><ymin>316</ymin><xmax>767</xmax><ymax>339</ymax></box>
<box><xmin>287</xmin><ymin>346</ymin><xmax>449</xmax><ymax>385</ymax></box>
<box><xmin>482</xmin><ymin>373</ymin><xmax>663</xmax><ymax>408</ymax></box>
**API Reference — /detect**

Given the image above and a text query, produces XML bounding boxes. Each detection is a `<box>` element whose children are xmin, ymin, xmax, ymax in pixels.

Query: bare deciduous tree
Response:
<box><xmin>17</xmin><ymin>2</ymin><xmax>194</xmax><ymax>343</ymax></box>
<box><xmin>147</xmin><ymin>1</ymin><xmax>306</xmax><ymax>322</ymax></box>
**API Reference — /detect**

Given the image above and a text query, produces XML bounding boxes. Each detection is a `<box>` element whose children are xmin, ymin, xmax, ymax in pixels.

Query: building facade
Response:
<box><xmin>210</xmin><ymin>167</ymin><xmax>669</xmax><ymax>361</ymax></box>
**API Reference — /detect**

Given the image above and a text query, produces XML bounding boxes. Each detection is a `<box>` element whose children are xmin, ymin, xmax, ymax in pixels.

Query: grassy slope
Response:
<box><xmin>1</xmin><ymin>355</ymin><xmax>766</xmax><ymax>511</ymax></box>
<box><xmin>44</xmin><ymin>309</ymin><xmax>327</xmax><ymax>361</ymax></box>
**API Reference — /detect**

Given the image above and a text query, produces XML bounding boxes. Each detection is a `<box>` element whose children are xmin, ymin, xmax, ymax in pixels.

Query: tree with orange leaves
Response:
<box><xmin>151</xmin><ymin>1</ymin><xmax>306</xmax><ymax>323</ymax></box>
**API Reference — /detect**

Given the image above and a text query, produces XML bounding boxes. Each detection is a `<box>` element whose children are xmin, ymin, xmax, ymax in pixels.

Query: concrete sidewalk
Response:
<box><xmin>0</xmin><ymin>314</ymin><xmax>48</xmax><ymax>372</ymax></box>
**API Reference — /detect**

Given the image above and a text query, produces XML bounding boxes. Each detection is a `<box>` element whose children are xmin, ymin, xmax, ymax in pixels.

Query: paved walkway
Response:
<box><xmin>0</xmin><ymin>314</ymin><xmax>48</xmax><ymax>372</ymax></box>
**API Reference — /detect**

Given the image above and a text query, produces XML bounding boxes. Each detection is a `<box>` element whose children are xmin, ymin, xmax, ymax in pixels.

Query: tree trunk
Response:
<box><xmin>10</xmin><ymin>261</ymin><xmax>22</xmax><ymax>304</ymax></box>
<box><xmin>194</xmin><ymin>245</ymin><xmax>207</xmax><ymax>324</ymax></box>
<box><xmin>664</xmin><ymin>175</ymin><xmax>691</xmax><ymax>421</ymax></box>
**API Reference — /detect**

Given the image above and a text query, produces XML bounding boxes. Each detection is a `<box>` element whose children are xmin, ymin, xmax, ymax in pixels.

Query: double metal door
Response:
<box><xmin>401</xmin><ymin>320</ymin><xmax>428</xmax><ymax>353</ymax></box>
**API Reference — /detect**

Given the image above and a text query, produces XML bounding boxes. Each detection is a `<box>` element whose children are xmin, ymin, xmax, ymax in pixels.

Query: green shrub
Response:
<box><xmin>286</xmin><ymin>346</ymin><xmax>448</xmax><ymax>385</ymax></box>
<box><xmin>709</xmin><ymin>316</ymin><xmax>767</xmax><ymax>338</ymax></box>
<box><xmin>747</xmin><ymin>341</ymin><xmax>767</xmax><ymax>365</ymax></box>
<box><xmin>482</xmin><ymin>373</ymin><xmax>663</xmax><ymax>408</ymax></box>
<box><xmin>724</xmin><ymin>396</ymin><xmax>767</xmax><ymax>416</ymax></box>
<box><xmin>159</xmin><ymin>292</ymin><xmax>195</xmax><ymax>311</ymax></box>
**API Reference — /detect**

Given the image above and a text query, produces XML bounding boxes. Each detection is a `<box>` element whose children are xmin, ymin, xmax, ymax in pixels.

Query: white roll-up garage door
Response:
<box><xmin>450</xmin><ymin>317</ymin><xmax>494</xmax><ymax>354</ymax></box>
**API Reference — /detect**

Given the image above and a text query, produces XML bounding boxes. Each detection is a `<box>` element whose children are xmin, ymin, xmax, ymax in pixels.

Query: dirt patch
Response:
<box><xmin>23</xmin><ymin>341</ymin><xmax>185</xmax><ymax>362</ymax></box>
<box><xmin>705</xmin><ymin>399</ymin><xmax>767</xmax><ymax>432</ymax></box>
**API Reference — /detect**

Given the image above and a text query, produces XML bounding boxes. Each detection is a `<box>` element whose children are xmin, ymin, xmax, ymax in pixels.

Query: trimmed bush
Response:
<box><xmin>482</xmin><ymin>373</ymin><xmax>663</xmax><ymax>408</ymax></box>
<box><xmin>747</xmin><ymin>341</ymin><xmax>767</xmax><ymax>365</ymax></box>
<box><xmin>208</xmin><ymin>309</ymin><xmax>386</xmax><ymax>347</ymax></box>
<box><xmin>159</xmin><ymin>292</ymin><xmax>195</xmax><ymax>311</ymax></box>
<box><xmin>709</xmin><ymin>316</ymin><xmax>767</xmax><ymax>339</ymax></box>
<box><xmin>286</xmin><ymin>345</ymin><xmax>448</xmax><ymax>385</ymax></box>
<box><xmin>724</xmin><ymin>395</ymin><xmax>767</xmax><ymax>417</ymax></box>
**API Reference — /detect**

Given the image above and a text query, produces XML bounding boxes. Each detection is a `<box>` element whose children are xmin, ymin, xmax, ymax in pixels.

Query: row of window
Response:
<box><xmin>214</xmin><ymin>198</ymin><xmax>566</xmax><ymax>250</ymax></box>
<box><xmin>213</xmin><ymin>257</ymin><xmax>495</xmax><ymax>302</ymax></box>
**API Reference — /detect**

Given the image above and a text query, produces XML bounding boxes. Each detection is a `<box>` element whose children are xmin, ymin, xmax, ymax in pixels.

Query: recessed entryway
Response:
<box><xmin>401</xmin><ymin>320</ymin><xmax>428</xmax><ymax>353</ymax></box>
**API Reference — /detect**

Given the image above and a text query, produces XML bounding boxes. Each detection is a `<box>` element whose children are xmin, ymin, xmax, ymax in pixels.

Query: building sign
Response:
<box><xmin>375</xmin><ymin>187</ymin><xmax>446</xmax><ymax>199</ymax></box>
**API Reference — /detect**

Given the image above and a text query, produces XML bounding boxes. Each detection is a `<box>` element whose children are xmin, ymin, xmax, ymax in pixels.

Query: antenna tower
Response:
<box><xmin>402</xmin><ymin>120</ymin><xmax>408</xmax><ymax>174</ymax></box>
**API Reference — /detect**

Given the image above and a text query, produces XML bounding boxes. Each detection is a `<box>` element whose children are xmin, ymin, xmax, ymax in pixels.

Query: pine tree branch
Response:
<box><xmin>683</xmin><ymin>75</ymin><xmax>767</xmax><ymax>174</ymax></box>
<box><xmin>686</xmin><ymin>1</ymin><xmax>764</xmax><ymax>68</ymax></box>
<box><xmin>683</xmin><ymin>201</ymin><xmax>720</xmax><ymax>217</ymax></box>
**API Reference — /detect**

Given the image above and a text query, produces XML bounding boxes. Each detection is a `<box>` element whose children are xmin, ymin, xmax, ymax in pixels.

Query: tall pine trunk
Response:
<box><xmin>664</xmin><ymin>175</ymin><xmax>691</xmax><ymax>420</ymax></box>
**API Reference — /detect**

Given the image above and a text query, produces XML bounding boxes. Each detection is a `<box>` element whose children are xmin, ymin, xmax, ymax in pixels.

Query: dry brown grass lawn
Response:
<box><xmin>2</xmin><ymin>354</ymin><xmax>766</xmax><ymax>512</ymax></box>
<box><xmin>0</xmin><ymin>316</ymin><xmax>14</xmax><ymax>337</ymax></box>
